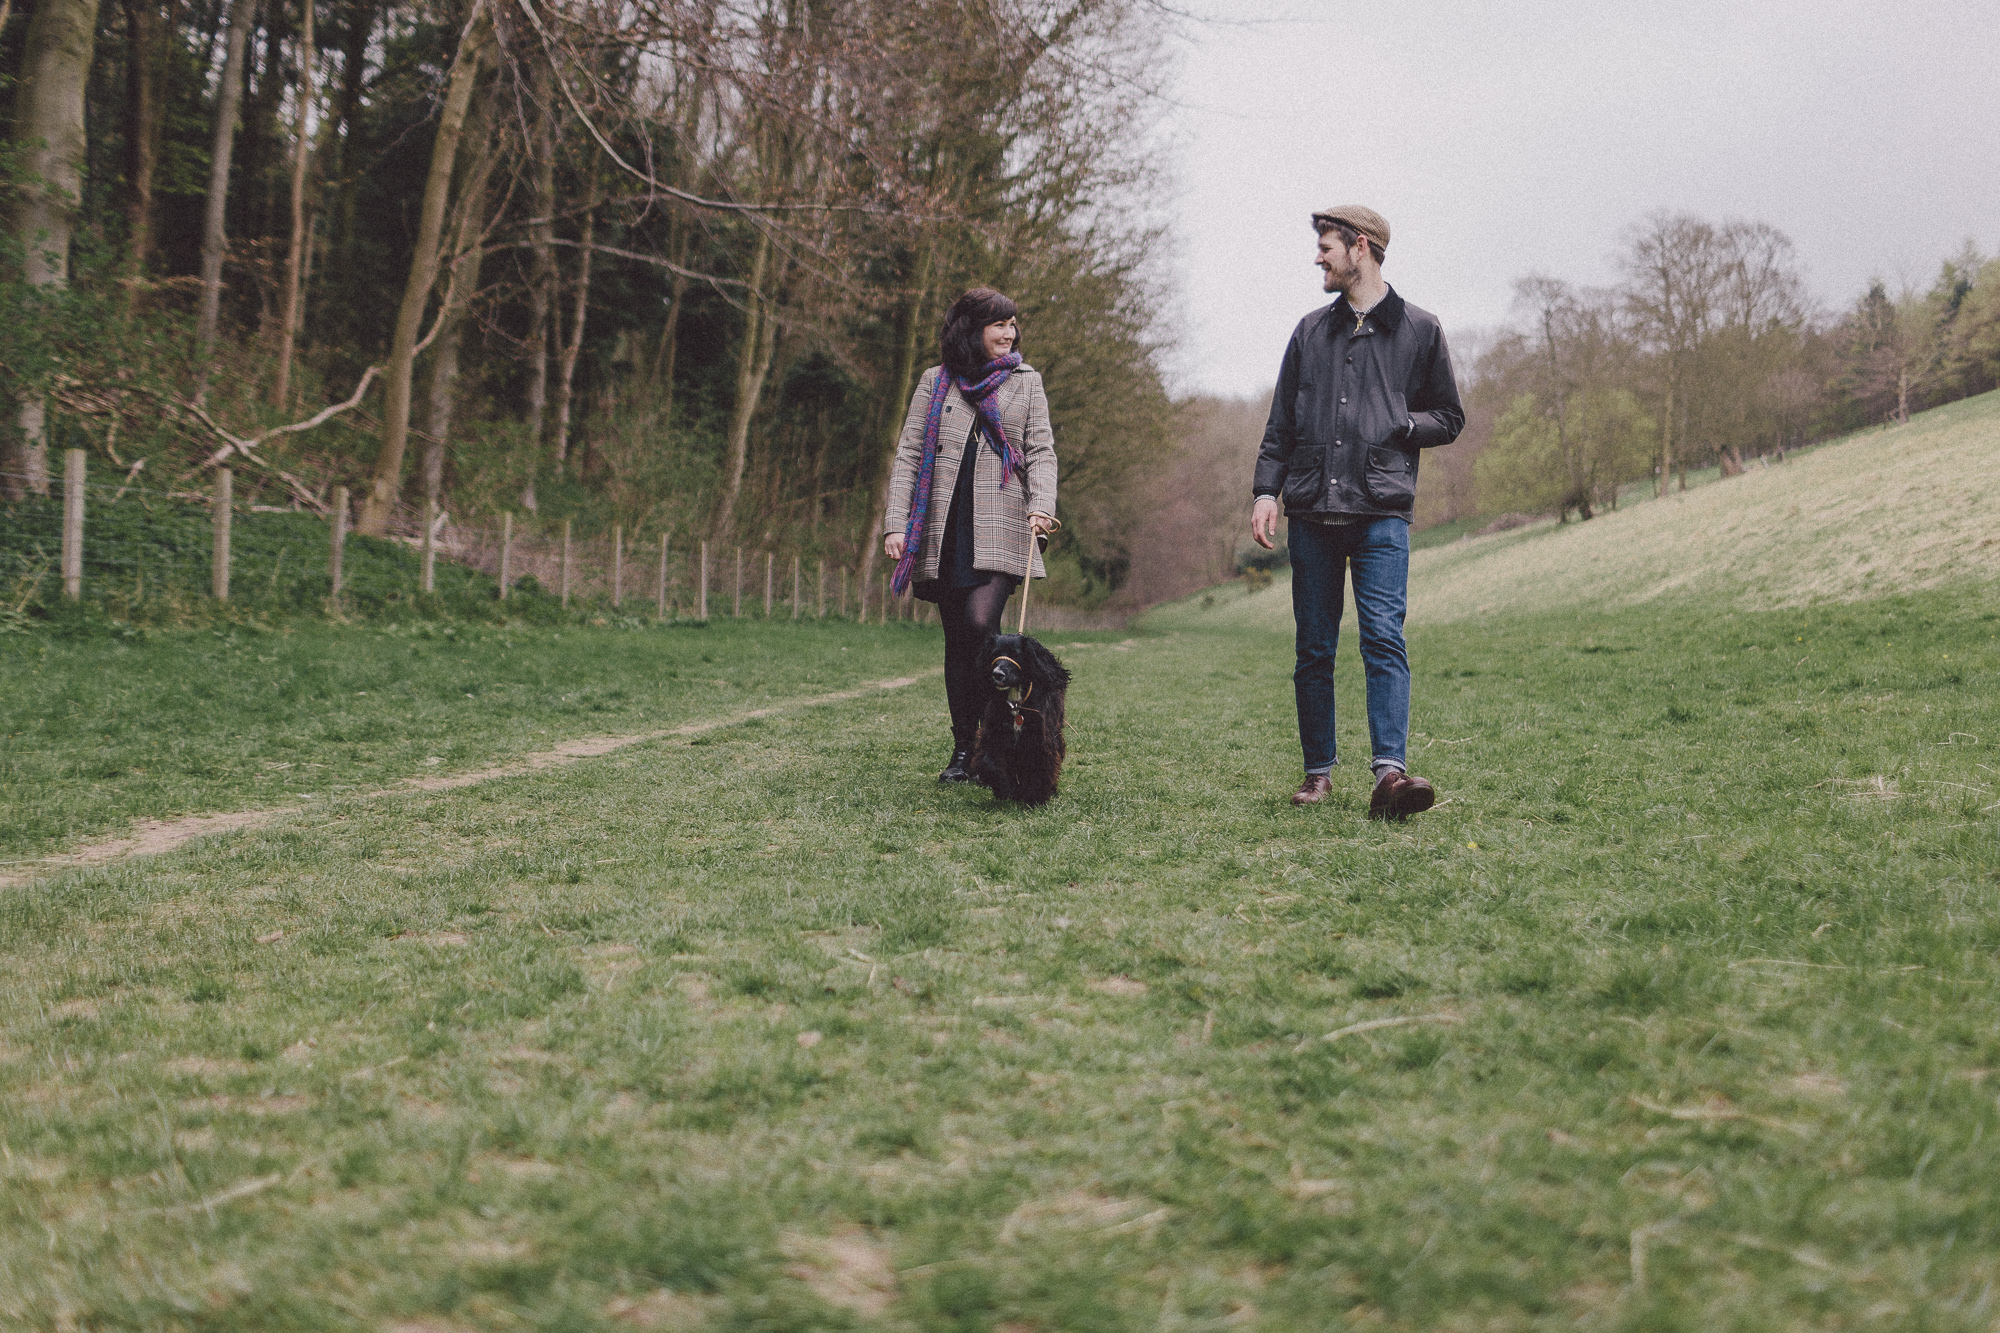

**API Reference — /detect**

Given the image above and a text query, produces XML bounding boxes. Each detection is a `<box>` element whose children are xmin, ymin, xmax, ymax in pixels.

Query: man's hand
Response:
<box><xmin>883</xmin><ymin>533</ymin><xmax>905</xmax><ymax>560</ymax></box>
<box><xmin>1251</xmin><ymin>496</ymin><xmax>1281</xmax><ymax>550</ymax></box>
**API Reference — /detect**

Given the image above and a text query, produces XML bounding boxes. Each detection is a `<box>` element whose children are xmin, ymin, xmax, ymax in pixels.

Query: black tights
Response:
<box><xmin>937</xmin><ymin>572</ymin><xmax>1016</xmax><ymax>751</ymax></box>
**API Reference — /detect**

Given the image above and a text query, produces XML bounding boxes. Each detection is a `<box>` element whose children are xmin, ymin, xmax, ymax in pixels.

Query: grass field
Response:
<box><xmin>1179</xmin><ymin>388</ymin><xmax>2000</xmax><ymax>633</ymax></box>
<box><xmin>0</xmin><ymin>619</ymin><xmax>953</xmax><ymax>865</ymax></box>
<box><xmin>4</xmin><ymin>550</ymin><xmax>1999</xmax><ymax>1329</ymax></box>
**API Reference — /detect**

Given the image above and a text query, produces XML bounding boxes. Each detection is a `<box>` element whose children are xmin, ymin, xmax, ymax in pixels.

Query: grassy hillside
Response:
<box><xmin>1152</xmin><ymin>388</ymin><xmax>2000</xmax><ymax>633</ymax></box>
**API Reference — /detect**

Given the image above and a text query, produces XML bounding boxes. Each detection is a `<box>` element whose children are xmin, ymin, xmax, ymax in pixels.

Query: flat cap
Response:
<box><xmin>1311</xmin><ymin>204</ymin><xmax>1390</xmax><ymax>251</ymax></box>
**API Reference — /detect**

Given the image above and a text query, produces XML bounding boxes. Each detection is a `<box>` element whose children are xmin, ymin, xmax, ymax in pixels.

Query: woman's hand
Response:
<box><xmin>884</xmin><ymin>533</ymin><xmax>906</xmax><ymax>560</ymax></box>
<box><xmin>1028</xmin><ymin>512</ymin><xmax>1055</xmax><ymax>538</ymax></box>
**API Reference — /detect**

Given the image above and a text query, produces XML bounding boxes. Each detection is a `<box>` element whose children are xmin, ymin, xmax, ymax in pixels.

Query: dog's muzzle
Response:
<box><xmin>990</xmin><ymin>656</ymin><xmax>1023</xmax><ymax>690</ymax></box>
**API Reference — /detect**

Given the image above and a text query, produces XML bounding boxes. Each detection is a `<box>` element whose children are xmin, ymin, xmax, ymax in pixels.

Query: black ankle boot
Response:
<box><xmin>938</xmin><ymin>748</ymin><xmax>973</xmax><ymax>782</ymax></box>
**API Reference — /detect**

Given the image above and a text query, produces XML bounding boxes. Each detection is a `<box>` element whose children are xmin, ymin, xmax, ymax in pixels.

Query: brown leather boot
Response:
<box><xmin>1368</xmin><ymin>769</ymin><xmax>1436</xmax><ymax>821</ymax></box>
<box><xmin>1291</xmin><ymin>773</ymin><xmax>1333</xmax><ymax>806</ymax></box>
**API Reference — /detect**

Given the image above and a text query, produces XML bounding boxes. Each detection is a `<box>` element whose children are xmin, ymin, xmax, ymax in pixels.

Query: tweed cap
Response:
<box><xmin>1311</xmin><ymin>204</ymin><xmax>1391</xmax><ymax>251</ymax></box>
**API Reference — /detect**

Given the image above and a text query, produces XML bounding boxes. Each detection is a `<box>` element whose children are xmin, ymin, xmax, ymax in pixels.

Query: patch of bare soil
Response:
<box><xmin>781</xmin><ymin>1227</ymin><xmax>898</xmax><ymax>1318</ymax></box>
<box><xmin>0</xmin><ymin>674</ymin><xmax>938</xmax><ymax>890</ymax></box>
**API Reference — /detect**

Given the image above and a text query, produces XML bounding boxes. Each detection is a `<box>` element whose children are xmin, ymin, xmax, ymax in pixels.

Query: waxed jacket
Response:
<box><xmin>1252</xmin><ymin>287</ymin><xmax>1464</xmax><ymax>521</ymax></box>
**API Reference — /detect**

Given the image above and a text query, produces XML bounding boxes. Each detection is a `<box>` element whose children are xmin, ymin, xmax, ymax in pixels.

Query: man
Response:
<box><xmin>1251</xmin><ymin>205</ymin><xmax>1464</xmax><ymax>818</ymax></box>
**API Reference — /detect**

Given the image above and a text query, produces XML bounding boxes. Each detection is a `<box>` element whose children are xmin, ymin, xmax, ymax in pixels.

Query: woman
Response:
<box><xmin>883</xmin><ymin>288</ymin><xmax>1059</xmax><ymax>782</ymax></box>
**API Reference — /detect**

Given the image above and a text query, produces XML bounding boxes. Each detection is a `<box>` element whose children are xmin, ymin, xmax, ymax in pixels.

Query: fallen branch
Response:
<box><xmin>140</xmin><ymin>1171</ymin><xmax>283</xmax><ymax>1219</ymax></box>
<box><xmin>1321</xmin><ymin>1012</ymin><xmax>1461</xmax><ymax>1043</ymax></box>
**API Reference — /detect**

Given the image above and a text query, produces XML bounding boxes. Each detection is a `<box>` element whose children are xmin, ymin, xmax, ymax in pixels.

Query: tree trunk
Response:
<box><xmin>420</xmin><ymin>76</ymin><xmax>499</xmax><ymax>515</ymax></box>
<box><xmin>709</xmin><ymin>229</ymin><xmax>775</xmax><ymax>540</ymax></box>
<box><xmin>120</xmin><ymin>0</ymin><xmax>161</xmax><ymax>306</ymax></box>
<box><xmin>1655</xmin><ymin>376</ymin><xmax>1675</xmax><ymax>499</ymax></box>
<box><xmin>522</xmin><ymin>57</ymin><xmax>558</xmax><ymax>450</ymax></box>
<box><xmin>272</xmin><ymin>0</ymin><xmax>314</xmax><ymax>406</ymax></box>
<box><xmin>194</xmin><ymin>0</ymin><xmax>255</xmax><ymax>374</ymax></box>
<box><xmin>857</xmin><ymin>258</ymin><xmax>930</xmax><ymax>598</ymax></box>
<box><xmin>551</xmin><ymin>167</ymin><xmax>599</xmax><ymax>464</ymax></box>
<box><xmin>4</xmin><ymin>0</ymin><xmax>101</xmax><ymax>500</ymax></box>
<box><xmin>651</xmin><ymin>267</ymin><xmax>687</xmax><ymax>419</ymax></box>
<box><xmin>328</xmin><ymin>0</ymin><xmax>374</xmax><ymax>276</ymax></box>
<box><xmin>354</xmin><ymin>0</ymin><xmax>492</xmax><ymax>536</ymax></box>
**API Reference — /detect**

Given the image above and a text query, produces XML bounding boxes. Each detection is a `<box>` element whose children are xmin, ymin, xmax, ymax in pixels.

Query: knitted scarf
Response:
<box><xmin>891</xmin><ymin>353</ymin><xmax>1025</xmax><ymax>594</ymax></box>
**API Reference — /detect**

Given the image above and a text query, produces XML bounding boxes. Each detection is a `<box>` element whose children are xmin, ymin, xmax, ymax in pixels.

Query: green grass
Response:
<box><xmin>1</xmin><ymin>498</ymin><xmax>510</xmax><ymax>627</ymax></box>
<box><xmin>0</xmin><ymin>618</ymin><xmax>961</xmax><ymax>861</ymax></box>
<box><xmin>1183</xmin><ymin>387</ymin><xmax>2000</xmax><ymax>634</ymax></box>
<box><xmin>3</xmin><ymin>582</ymin><xmax>1999</xmax><ymax>1329</ymax></box>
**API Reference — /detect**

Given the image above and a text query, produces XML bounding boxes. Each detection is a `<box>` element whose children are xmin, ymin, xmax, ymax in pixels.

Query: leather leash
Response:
<box><xmin>1017</xmin><ymin>530</ymin><xmax>1049</xmax><ymax>635</ymax></box>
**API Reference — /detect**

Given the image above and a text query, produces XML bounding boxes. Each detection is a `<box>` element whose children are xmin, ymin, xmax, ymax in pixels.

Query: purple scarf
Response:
<box><xmin>891</xmin><ymin>353</ymin><xmax>1025</xmax><ymax>593</ymax></box>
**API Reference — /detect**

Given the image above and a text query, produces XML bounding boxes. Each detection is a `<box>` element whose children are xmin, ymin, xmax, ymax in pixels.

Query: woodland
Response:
<box><xmin>2</xmin><ymin>0</ymin><xmax>1998</xmax><ymax>616</ymax></box>
<box><xmin>0</xmin><ymin>0</ymin><xmax>1173</xmax><ymax>607</ymax></box>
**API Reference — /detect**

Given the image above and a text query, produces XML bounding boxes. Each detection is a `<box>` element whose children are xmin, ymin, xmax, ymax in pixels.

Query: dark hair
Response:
<box><xmin>939</xmin><ymin>287</ymin><xmax>1021</xmax><ymax>378</ymax></box>
<box><xmin>1317</xmin><ymin>219</ymin><xmax>1385</xmax><ymax>266</ymax></box>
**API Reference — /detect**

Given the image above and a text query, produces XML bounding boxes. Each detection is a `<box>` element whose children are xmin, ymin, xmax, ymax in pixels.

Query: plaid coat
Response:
<box><xmin>883</xmin><ymin>364</ymin><xmax>1059</xmax><ymax>582</ymax></box>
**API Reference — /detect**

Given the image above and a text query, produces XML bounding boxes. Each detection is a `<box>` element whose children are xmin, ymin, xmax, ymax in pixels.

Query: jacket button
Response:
<box><xmin>1340</xmin><ymin>396</ymin><xmax>1347</xmax><ymax>403</ymax></box>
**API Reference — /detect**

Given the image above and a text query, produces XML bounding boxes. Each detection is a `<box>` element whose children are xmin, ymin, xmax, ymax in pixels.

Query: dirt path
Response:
<box><xmin>0</xmin><ymin>673</ymin><xmax>936</xmax><ymax>890</ymax></box>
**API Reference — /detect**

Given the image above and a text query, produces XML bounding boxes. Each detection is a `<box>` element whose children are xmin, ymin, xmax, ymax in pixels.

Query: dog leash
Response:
<box><xmin>1017</xmin><ymin>530</ymin><xmax>1049</xmax><ymax>635</ymax></box>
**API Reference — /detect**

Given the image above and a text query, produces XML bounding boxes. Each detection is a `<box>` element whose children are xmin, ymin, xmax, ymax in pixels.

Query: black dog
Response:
<box><xmin>968</xmin><ymin>633</ymin><xmax>1071</xmax><ymax>806</ymax></box>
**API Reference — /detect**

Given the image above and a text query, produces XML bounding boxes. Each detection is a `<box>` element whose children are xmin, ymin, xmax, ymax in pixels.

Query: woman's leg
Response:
<box><xmin>939</xmin><ymin>573</ymin><xmax>1016</xmax><ymax>751</ymax></box>
<box><xmin>937</xmin><ymin>589</ymin><xmax>982</xmax><ymax>752</ymax></box>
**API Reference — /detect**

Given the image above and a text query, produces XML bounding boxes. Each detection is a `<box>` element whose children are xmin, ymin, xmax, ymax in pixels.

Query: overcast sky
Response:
<box><xmin>1161</xmin><ymin>0</ymin><xmax>2000</xmax><ymax>398</ymax></box>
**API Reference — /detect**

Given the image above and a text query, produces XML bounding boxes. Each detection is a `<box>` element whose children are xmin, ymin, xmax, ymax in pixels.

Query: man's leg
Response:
<box><xmin>1348</xmin><ymin>517</ymin><xmax>1432</xmax><ymax>818</ymax></box>
<box><xmin>1287</xmin><ymin>519</ymin><xmax>1345</xmax><ymax>800</ymax></box>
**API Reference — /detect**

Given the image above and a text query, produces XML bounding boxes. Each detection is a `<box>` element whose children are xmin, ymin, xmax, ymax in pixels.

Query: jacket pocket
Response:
<box><xmin>1280</xmin><ymin>444</ymin><xmax>1328</xmax><ymax>511</ymax></box>
<box><xmin>1363</xmin><ymin>444</ymin><xmax>1416</xmax><ymax>510</ymax></box>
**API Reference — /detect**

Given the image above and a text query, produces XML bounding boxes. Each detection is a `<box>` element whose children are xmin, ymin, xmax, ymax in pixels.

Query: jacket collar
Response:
<box><xmin>1331</xmin><ymin>285</ymin><xmax>1406</xmax><ymax>333</ymax></box>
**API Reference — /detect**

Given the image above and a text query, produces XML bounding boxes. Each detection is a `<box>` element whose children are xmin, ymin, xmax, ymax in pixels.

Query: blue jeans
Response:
<box><xmin>1288</xmin><ymin>516</ymin><xmax>1411</xmax><ymax>775</ymax></box>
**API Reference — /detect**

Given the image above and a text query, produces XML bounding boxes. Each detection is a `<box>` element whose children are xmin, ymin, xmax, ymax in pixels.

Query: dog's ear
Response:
<box><xmin>1022</xmin><ymin>635</ymin><xmax>1070</xmax><ymax>689</ymax></box>
<box><xmin>980</xmin><ymin>631</ymin><xmax>1003</xmax><ymax>663</ymax></box>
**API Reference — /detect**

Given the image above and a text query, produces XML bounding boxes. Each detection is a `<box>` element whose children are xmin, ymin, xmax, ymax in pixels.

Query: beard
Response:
<box><xmin>1320</xmin><ymin>260</ymin><xmax>1358</xmax><ymax>293</ymax></box>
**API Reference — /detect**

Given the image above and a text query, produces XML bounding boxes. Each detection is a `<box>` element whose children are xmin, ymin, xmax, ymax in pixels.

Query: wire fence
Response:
<box><xmin>3</xmin><ymin>452</ymin><xmax>1118</xmax><ymax>630</ymax></box>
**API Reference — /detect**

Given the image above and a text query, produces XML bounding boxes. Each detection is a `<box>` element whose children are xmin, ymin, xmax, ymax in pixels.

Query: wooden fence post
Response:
<box><xmin>698</xmin><ymin>540</ymin><xmax>709</xmax><ymax>619</ymax></box>
<box><xmin>817</xmin><ymin>560</ymin><xmax>826</xmax><ymax>619</ymax></box>
<box><xmin>211</xmin><ymin>467</ymin><xmax>232</xmax><ymax>601</ymax></box>
<box><xmin>791</xmin><ymin>555</ymin><xmax>801</xmax><ymax>620</ymax></box>
<box><xmin>734</xmin><ymin>548</ymin><xmax>743</xmax><ymax>617</ymax></box>
<box><xmin>330</xmin><ymin>485</ymin><xmax>348</xmax><ymax>599</ymax></box>
<box><xmin>561</xmin><ymin>519</ymin><xmax>572</xmax><ymax>607</ymax></box>
<box><xmin>657</xmin><ymin>534</ymin><xmax>669</xmax><ymax>618</ymax></box>
<box><xmin>880</xmin><ymin>571</ymin><xmax>889</xmax><ymax>625</ymax></box>
<box><xmin>612</xmin><ymin>525</ymin><xmax>624</xmax><ymax>606</ymax></box>
<box><xmin>62</xmin><ymin>449</ymin><xmax>84</xmax><ymax>600</ymax></box>
<box><xmin>497</xmin><ymin>510</ymin><xmax>511</xmax><ymax>599</ymax></box>
<box><xmin>763</xmin><ymin>551</ymin><xmax>774</xmax><ymax>617</ymax></box>
<box><xmin>421</xmin><ymin>497</ymin><xmax>436</xmax><ymax>593</ymax></box>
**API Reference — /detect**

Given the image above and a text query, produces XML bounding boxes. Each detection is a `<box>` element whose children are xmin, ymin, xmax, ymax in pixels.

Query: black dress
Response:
<box><xmin>915</xmin><ymin>419</ymin><xmax>1020</xmax><ymax>602</ymax></box>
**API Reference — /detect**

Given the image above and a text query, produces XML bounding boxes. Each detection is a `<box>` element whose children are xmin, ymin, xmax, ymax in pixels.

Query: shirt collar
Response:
<box><xmin>1332</xmin><ymin>285</ymin><xmax>1406</xmax><ymax>333</ymax></box>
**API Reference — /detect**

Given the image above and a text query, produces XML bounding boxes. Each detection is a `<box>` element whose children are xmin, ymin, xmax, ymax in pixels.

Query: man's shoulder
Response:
<box><xmin>1293</xmin><ymin>303</ymin><xmax>1337</xmax><ymax>337</ymax></box>
<box><xmin>1393</xmin><ymin>295</ymin><xmax>1446</xmax><ymax>338</ymax></box>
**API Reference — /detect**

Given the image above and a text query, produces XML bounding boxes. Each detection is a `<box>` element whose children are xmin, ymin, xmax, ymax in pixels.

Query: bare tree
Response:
<box><xmin>4</xmin><ymin>0</ymin><xmax>103</xmax><ymax>499</ymax></box>
<box><xmin>195</xmin><ymin>0</ymin><xmax>257</xmax><ymax>378</ymax></box>
<box><xmin>1622</xmin><ymin>212</ymin><xmax>1721</xmax><ymax>496</ymax></box>
<box><xmin>272</xmin><ymin>0</ymin><xmax>316</xmax><ymax>407</ymax></box>
<box><xmin>356</xmin><ymin>0</ymin><xmax>497</xmax><ymax>536</ymax></box>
